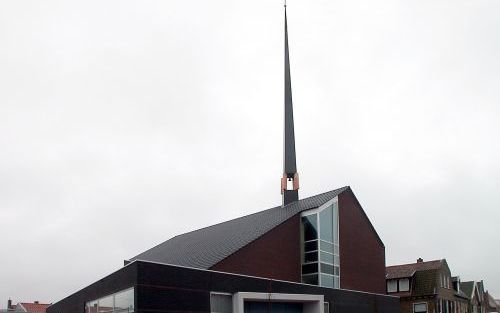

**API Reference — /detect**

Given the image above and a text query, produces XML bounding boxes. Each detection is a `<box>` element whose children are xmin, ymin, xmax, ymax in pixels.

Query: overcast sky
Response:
<box><xmin>1</xmin><ymin>0</ymin><xmax>500</xmax><ymax>306</ymax></box>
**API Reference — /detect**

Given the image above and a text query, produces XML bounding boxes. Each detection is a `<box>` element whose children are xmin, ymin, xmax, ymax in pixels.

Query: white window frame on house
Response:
<box><xmin>387</xmin><ymin>279</ymin><xmax>398</xmax><ymax>293</ymax></box>
<box><xmin>399</xmin><ymin>278</ymin><xmax>410</xmax><ymax>292</ymax></box>
<box><xmin>232</xmin><ymin>292</ymin><xmax>325</xmax><ymax>313</ymax></box>
<box><xmin>413</xmin><ymin>302</ymin><xmax>428</xmax><ymax>313</ymax></box>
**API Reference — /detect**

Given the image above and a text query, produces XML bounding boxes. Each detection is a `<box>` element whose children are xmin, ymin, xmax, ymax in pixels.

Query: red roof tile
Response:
<box><xmin>386</xmin><ymin>259</ymin><xmax>443</xmax><ymax>279</ymax></box>
<box><xmin>19</xmin><ymin>303</ymin><xmax>51</xmax><ymax>313</ymax></box>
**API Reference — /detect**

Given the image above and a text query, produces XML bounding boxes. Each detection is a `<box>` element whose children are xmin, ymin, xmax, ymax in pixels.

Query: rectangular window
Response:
<box><xmin>320</xmin><ymin>251</ymin><xmax>334</xmax><ymax>264</ymax></box>
<box><xmin>387</xmin><ymin>280</ymin><xmax>398</xmax><ymax>293</ymax></box>
<box><xmin>302</xmin><ymin>274</ymin><xmax>318</xmax><ymax>285</ymax></box>
<box><xmin>399</xmin><ymin>278</ymin><xmax>410</xmax><ymax>292</ymax></box>
<box><xmin>302</xmin><ymin>215</ymin><xmax>318</xmax><ymax>241</ymax></box>
<box><xmin>98</xmin><ymin>295</ymin><xmax>113</xmax><ymax>313</ymax></box>
<box><xmin>414</xmin><ymin>303</ymin><xmax>428</xmax><ymax>313</ymax></box>
<box><xmin>86</xmin><ymin>288</ymin><xmax>134</xmax><ymax>313</ymax></box>
<box><xmin>321</xmin><ymin>274</ymin><xmax>334</xmax><ymax>288</ymax></box>
<box><xmin>114</xmin><ymin>288</ymin><xmax>134</xmax><ymax>313</ymax></box>
<box><xmin>324</xmin><ymin>302</ymin><xmax>330</xmax><ymax>313</ymax></box>
<box><xmin>210</xmin><ymin>293</ymin><xmax>232</xmax><ymax>313</ymax></box>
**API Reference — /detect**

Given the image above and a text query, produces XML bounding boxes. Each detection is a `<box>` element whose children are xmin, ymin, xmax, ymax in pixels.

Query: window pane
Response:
<box><xmin>334</xmin><ymin>266</ymin><xmax>339</xmax><ymax>276</ymax></box>
<box><xmin>86</xmin><ymin>301</ymin><xmax>98</xmax><ymax>313</ymax></box>
<box><xmin>399</xmin><ymin>278</ymin><xmax>410</xmax><ymax>292</ymax></box>
<box><xmin>114</xmin><ymin>288</ymin><xmax>134</xmax><ymax>313</ymax></box>
<box><xmin>302</xmin><ymin>215</ymin><xmax>318</xmax><ymax>241</ymax></box>
<box><xmin>321</xmin><ymin>274</ymin><xmax>334</xmax><ymax>288</ymax></box>
<box><xmin>334</xmin><ymin>276</ymin><xmax>340</xmax><ymax>289</ymax></box>
<box><xmin>320</xmin><ymin>263</ymin><xmax>334</xmax><ymax>275</ymax></box>
<box><xmin>210</xmin><ymin>293</ymin><xmax>232</xmax><ymax>313</ymax></box>
<box><xmin>302</xmin><ymin>263</ymin><xmax>318</xmax><ymax>274</ymax></box>
<box><xmin>98</xmin><ymin>296</ymin><xmax>113</xmax><ymax>313</ymax></box>
<box><xmin>304</xmin><ymin>240</ymin><xmax>318</xmax><ymax>252</ymax></box>
<box><xmin>387</xmin><ymin>280</ymin><xmax>398</xmax><ymax>293</ymax></box>
<box><xmin>320</xmin><ymin>252</ymin><xmax>334</xmax><ymax>264</ymax></box>
<box><xmin>414</xmin><ymin>303</ymin><xmax>428</xmax><ymax>313</ymax></box>
<box><xmin>324</xmin><ymin>302</ymin><xmax>329</xmax><ymax>313</ymax></box>
<box><xmin>319</xmin><ymin>205</ymin><xmax>333</xmax><ymax>242</ymax></box>
<box><xmin>304</xmin><ymin>252</ymin><xmax>318</xmax><ymax>263</ymax></box>
<box><xmin>302</xmin><ymin>274</ymin><xmax>318</xmax><ymax>285</ymax></box>
<box><xmin>320</xmin><ymin>241</ymin><xmax>334</xmax><ymax>253</ymax></box>
<box><xmin>332</xmin><ymin>203</ymin><xmax>339</xmax><ymax>244</ymax></box>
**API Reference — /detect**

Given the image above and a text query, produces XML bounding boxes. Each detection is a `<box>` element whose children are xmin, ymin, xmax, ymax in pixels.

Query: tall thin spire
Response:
<box><xmin>281</xmin><ymin>5</ymin><xmax>299</xmax><ymax>206</ymax></box>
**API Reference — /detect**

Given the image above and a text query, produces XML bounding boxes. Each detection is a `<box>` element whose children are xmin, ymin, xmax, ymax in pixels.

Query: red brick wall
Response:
<box><xmin>210</xmin><ymin>214</ymin><xmax>301</xmax><ymax>282</ymax></box>
<box><xmin>338</xmin><ymin>189</ymin><xmax>386</xmax><ymax>294</ymax></box>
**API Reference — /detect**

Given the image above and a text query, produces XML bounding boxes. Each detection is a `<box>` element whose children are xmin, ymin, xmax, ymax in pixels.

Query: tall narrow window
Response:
<box><xmin>301</xmin><ymin>200</ymin><xmax>340</xmax><ymax>289</ymax></box>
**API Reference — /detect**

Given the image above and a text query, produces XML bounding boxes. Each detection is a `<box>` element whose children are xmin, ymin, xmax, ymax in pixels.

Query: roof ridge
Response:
<box><xmin>387</xmin><ymin>259</ymin><xmax>443</xmax><ymax>268</ymax></box>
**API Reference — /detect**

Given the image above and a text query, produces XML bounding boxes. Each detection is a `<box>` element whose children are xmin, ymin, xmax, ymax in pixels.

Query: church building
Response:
<box><xmin>47</xmin><ymin>7</ymin><xmax>399</xmax><ymax>313</ymax></box>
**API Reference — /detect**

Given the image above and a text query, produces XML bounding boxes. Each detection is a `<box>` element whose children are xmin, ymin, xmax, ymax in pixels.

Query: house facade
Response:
<box><xmin>386</xmin><ymin>258</ymin><xmax>468</xmax><ymax>313</ymax></box>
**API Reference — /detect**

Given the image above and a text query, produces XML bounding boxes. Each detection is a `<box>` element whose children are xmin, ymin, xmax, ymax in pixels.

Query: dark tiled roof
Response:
<box><xmin>386</xmin><ymin>260</ymin><xmax>443</xmax><ymax>279</ymax></box>
<box><xmin>129</xmin><ymin>187</ymin><xmax>349</xmax><ymax>269</ymax></box>
<box><xmin>461</xmin><ymin>281</ymin><xmax>475</xmax><ymax>298</ymax></box>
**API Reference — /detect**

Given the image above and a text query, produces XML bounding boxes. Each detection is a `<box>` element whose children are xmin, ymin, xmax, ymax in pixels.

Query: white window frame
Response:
<box><xmin>413</xmin><ymin>302</ymin><xmax>428</xmax><ymax>313</ymax></box>
<box><xmin>399</xmin><ymin>278</ymin><xmax>410</xmax><ymax>292</ymax></box>
<box><xmin>387</xmin><ymin>279</ymin><xmax>398</xmax><ymax>293</ymax></box>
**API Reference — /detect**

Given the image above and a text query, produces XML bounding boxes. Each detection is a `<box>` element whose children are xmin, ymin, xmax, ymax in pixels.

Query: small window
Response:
<box><xmin>387</xmin><ymin>280</ymin><xmax>398</xmax><ymax>293</ymax></box>
<box><xmin>324</xmin><ymin>302</ymin><xmax>330</xmax><ymax>313</ymax></box>
<box><xmin>399</xmin><ymin>278</ymin><xmax>410</xmax><ymax>292</ymax></box>
<box><xmin>414</xmin><ymin>303</ymin><xmax>428</xmax><ymax>313</ymax></box>
<box><xmin>210</xmin><ymin>293</ymin><xmax>232</xmax><ymax>313</ymax></box>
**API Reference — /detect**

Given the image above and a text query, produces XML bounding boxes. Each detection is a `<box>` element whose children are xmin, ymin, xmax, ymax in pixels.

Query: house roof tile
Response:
<box><xmin>18</xmin><ymin>303</ymin><xmax>50</xmax><ymax>313</ymax></box>
<box><xmin>386</xmin><ymin>259</ymin><xmax>443</xmax><ymax>280</ymax></box>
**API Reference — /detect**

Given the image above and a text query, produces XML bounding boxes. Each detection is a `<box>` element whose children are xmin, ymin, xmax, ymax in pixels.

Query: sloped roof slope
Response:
<box><xmin>17</xmin><ymin>303</ymin><xmax>51</xmax><ymax>313</ymax></box>
<box><xmin>386</xmin><ymin>259</ymin><xmax>443</xmax><ymax>280</ymax></box>
<box><xmin>129</xmin><ymin>187</ymin><xmax>349</xmax><ymax>269</ymax></box>
<box><xmin>461</xmin><ymin>281</ymin><xmax>475</xmax><ymax>299</ymax></box>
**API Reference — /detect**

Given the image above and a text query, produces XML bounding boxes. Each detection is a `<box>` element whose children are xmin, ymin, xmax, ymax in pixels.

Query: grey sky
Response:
<box><xmin>1</xmin><ymin>0</ymin><xmax>499</xmax><ymax>306</ymax></box>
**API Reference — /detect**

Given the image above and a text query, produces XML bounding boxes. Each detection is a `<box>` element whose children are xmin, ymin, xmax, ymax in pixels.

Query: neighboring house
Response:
<box><xmin>46</xmin><ymin>7</ymin><xmax>399</xmax><ymax>313</ymax></box>
<box><xmin>14</xmin><ymin>302</ymin><xmax>51</xmax><ymax>313</ymax></box>
<box><xmin>461</xmin><ymin>281</ymin><xmax>488</xmax><ymax>313</ymax></box>
<box><xmin>2</xmin><ymin>301</ymin><xmax>50</xmax><ymax>313</ymax></box>
<box><xmin>386</xmin><ymin>258</ymin><xmax>468</xmax><ymax>313</ymax></box>
<box><xmin>485</xmin><ymin>292</ymin><xmax>498</xmax><ymax>313</ymax></box>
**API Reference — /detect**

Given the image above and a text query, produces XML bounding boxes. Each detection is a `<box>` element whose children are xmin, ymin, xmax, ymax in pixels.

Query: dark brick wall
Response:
<box><xmin>137</xmin><ymin>261</ymin><xmax>400</xmax><ymax>313</ymax></box>
<box><xmin>211</xmin><ymin>189</ymin><xmax>387</xmax><ymax>295</ymax></box>
<box><xmin>48</xmin><ymin>261</ymin><xmax>400</xmax><ymax>313</ymax></box>
<box><xmin>210</xmin><ymin>214</ymin><xmax>301</xmax><ymax>282</ymax></box>
<box><xmin>338</xmin><ymin>189</ymin><xmax>386</xmax><ymax>294</ymax></box>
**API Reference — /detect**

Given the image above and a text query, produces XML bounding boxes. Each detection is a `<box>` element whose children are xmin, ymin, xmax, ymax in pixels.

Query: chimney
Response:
<box><xmin>417</xmin><ymin>258</ymin><xmax>423</xmax><ymax>263</ymax></box>
<box><xmin>7</xmin><ymin>299</ymin><xmax>12</xmax><ymax>310</ymax></box>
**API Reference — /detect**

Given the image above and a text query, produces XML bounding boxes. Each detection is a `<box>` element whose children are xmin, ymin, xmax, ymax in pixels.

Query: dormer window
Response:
<box><xmin>387</xmin><ymin>278</ymin><xmax>410</xmax><ymax>293</ymax></box>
